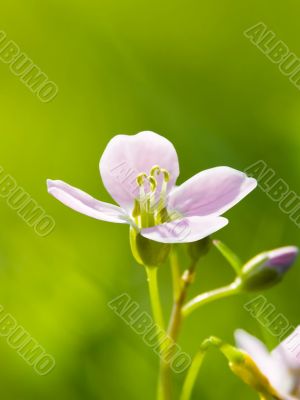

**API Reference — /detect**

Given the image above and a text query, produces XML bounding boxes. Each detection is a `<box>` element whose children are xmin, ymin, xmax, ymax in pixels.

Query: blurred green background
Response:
<box><xmin>0</xmin><ymin>0</ymin><xmax>299</xmax><ymax>399</ymax></box>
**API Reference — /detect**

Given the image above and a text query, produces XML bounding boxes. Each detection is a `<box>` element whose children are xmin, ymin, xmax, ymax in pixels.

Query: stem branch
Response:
<box><xmin>158</xmin><ymin>262</ymin><xmax>197</xmax><ymax>400</ymax></box>
<box><xmin>182</xmin><ymin>280</ymin><xmax>241</xmax><ymax>318</ymax></box>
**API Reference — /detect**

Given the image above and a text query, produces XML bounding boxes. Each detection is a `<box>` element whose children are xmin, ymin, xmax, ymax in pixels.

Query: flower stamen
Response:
<box><xmin>136</xmin><ymin>173</ymin><xmax>148</xmax><ymax>226</ymax></box>
<box><xmin>136</xmin><ymin>172</ymin><xmax>147</xmax><ymax>187</ymax></box>
<box><xmin>148</xmin><ymin>175</ymin><xmax>157</xmax><ymax>193</ymax></box>
<box><xmin>160</xmin><ymin>168</ymin><xmax>170</xmax><ymax>183</ymax></box>
<box><xmin>157</xmin><ymin>168</ymin><xmax>171</xmax><ymax>223</ymax></box>
<box><xmin>150</xmin><ymin>165</ymin><xmax>161</xmax><ymax>177</ymax></box>
<box><xmin>148</xmin><ymin>175</ymin><xmax>157</xmax><ymax>226</ymax></box>
<box><xmin>134</xmin><ymin>167</ymin><xmax>171</xmax><ymax>228</ymax></box>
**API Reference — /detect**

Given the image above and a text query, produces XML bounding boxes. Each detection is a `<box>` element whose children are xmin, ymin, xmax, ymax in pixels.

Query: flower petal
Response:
<box><xmin>235</xmin><ymin>330</ymin><xmax>274</xmax><ymax>377</ymax></box>
<box><xmin>266</xmin><ymin>246</ymin><xmax>299</xmax><ymax>271</ymax></box>
<box><xmin>47</xmin><ymin>180</ymin><xmax>129</xmax><ymax>224</ymax></box>
<box><xmin>235</xmin><ymin>330</ymin><xmax>293</xmax><ymax>396</ymax></box>
<box><xmin>168</xmin><ymin>166</ymin><xmax>257</xmax><ymax>217</ymax></box>
<box><xmin>100</xmin><ymin>131</ymin><xmax>179</xmax><ymax>210</ymax></box>
<box><xmin>140</xmin><ymin>216</ymin><xmax>228</xmax><ymax>243</ymax></box>
<box><xmin>272</xmin><ymin>325</ymin><xmax>300</xmax><ymax>371</ymax></box>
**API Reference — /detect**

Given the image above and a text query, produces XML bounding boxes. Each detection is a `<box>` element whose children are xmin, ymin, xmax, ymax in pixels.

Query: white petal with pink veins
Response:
<box><xmin>168</xmin><ymin>166</ymin><xmax>257</xmax><ymax>217</ymax></box>
<box><xmin>140</xmin><ymin>216</ymin><xmax>228</xmax><ymax>243</ymax></box>
<box><xmin>47</xmin><ymin>180</ymin><xmax>129</xmax><ymax>224</ymax></box>
<box><xmin>100</xmin><ymin>131</ymin><xmax>179</xmax><ymax>211</ymax></box>
<box><xmin>235</xmin><ymin>329</ymin><xmax>294</xmax><ymax>397</ymax></box>
<box><xmin>272</xmin><ymin>326</ymin><xmax>300</xmax><ymax>371</ymax></box>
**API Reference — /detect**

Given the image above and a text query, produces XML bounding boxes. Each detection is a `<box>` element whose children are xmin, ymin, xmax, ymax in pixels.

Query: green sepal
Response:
<box><xmin>240</xmin><ymin>266</ymin><xmax>281</xmax><ymax>292</ymax></box>
<box><xmin>130</xmin><ymin>227</ymin><xmax>170</xmax><ymax>267</ymax></box>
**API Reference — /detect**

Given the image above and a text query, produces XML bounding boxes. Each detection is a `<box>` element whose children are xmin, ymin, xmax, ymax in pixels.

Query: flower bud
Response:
<box><xmin>187</xmin><ymin>236</ymin><xmax>211</xmax><ymax>262</ymax></box>
<box><xmin>130</xmin><ymin>227</ymin><xmax>170</xmax><ymax>267</ymax></box>
<box><xmin>240</xmin><ymin>246</ymin><xmax>298</xmax><ymax>291</ymax></box>
<box><xmin>201</xmin><ymin>336</ymin><xmax>277</xmax><ymax>397</ymax></box>
<box><xmin>229</xmin><ymin>351</ymin><xmax>278</xmax><ymax>397</ymax></box>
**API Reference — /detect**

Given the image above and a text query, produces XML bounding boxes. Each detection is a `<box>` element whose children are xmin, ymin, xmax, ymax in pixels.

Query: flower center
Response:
<box><xmin>132</xmin><ymin>165</ymin><xmax>171</xmax><ymax>228</ymax></box>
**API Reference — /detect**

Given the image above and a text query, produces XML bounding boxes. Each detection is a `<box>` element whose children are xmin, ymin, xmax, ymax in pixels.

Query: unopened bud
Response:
<box><xmin>240</xmin><ymin>246</ymin><xmax>298</xmax><ymax>291</ymax></box>
<box><xmin>201</xmin><ymin>336</ymin><xmax>279</xmax><ymax>399</ymax></box>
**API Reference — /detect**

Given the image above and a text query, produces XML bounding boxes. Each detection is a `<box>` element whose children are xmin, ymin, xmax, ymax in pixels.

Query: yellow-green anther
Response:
<box><xmin>150</xmin><ymin>165</ymin><xmax>161</xmax><ymax>176</ymax></box>
<box><xmin>161</xmin><ymin>168</ymin><xmax>170</xmax><ymax>182</ymax></box>
<box><xmin>148</xmin><ymin>176</ymin><xmax>157</xmax><ymax>192</ymax></box>
<box><xmin>134</xmin><ymin>166</ymin><xmax>172</xmax><ymax>229</ymax></box>
<box><xmin>136</xmin><ymin>172</ymin><xmax>147</xmax><ymax>186</ymax></box>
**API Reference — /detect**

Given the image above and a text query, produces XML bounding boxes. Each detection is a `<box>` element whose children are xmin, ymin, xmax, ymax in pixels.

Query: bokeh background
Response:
<box><xmin>0</xmin><ymin>1</ymin><xmax>300</xmax><ymax>399</ymax></box>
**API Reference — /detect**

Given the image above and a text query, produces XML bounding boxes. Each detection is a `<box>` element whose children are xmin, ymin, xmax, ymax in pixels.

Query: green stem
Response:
<box><xmin>170</xmin><ymin>246</ymin><xmax>181</xmax><ymax>301</ymax></box>
<box><xmin>182</xmin><ymin>279</ymin><xmax>241</xmax><ymax>318</ymax></box>
<box><xmin>213</xmin><ymin>240</ymin><xmax>242</xmax><ymax>276</ymax></box>
<box><xmin>180</xmin><ymin>348</ymin><xmax>207</xmax><ymax>400</ymax></box>
<box><xmin>178</xmin><ymin>283</ymin><xmax>242</xmax><ymax>400</ymax></box>
<box><xmin>146</xmin><ymin>265</ymin><xmax>241</xmax><ymax>400</ymax></box>
<box><xmin>145</xmin><ymin>267</ymin><xmax>169</xmax><ymax>400</ymax></box>
<box><xmin>158</xmin><ymin>285</ymin><xmax>185</xmax><ymax>400</ymax></box>
<box><xmin>158</xmin><ymin>359</ymin><xmax>172</xmax><ymax>400</ymax></box>
<box><xmin>146</xmin><ymin>266</ymin><xmax>165</xmax><ymax>330</ymax></box>
<box><xmin>179</xmin><ymin>336</ymin><xmax>236</xmax><ymax>400</ymax></box>
<box><xmin>158</xmin><ymin>262</ymin><xmax>197</xmax><ymax>400</ymax></box>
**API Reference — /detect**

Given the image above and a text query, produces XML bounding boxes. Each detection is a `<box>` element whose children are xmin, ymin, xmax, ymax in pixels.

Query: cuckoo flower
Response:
<box><xmin>235</xmin><ymin>327</ymin><xmax>300</xmax><ymax>399</ymax></box>
<box><xmin>47</xmin><ymin>131</ymin><xmax>256</xmax><ymax>244</ymax></box>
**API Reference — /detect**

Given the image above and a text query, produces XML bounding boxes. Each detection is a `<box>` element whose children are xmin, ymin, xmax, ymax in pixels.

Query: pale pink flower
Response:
<box><xmin>236</xmin><ymin>327</ymin><xmax>300</xmax><ymax>399</ymax></box>
<box><xmin>47</xmin><ymin>131</ymin><xmax>256</xmax><ymax>243</ymax></box>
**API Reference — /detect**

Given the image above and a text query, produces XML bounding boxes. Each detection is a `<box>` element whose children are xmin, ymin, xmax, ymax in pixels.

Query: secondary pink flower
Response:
<box><xmin>235</xmin><ymin>327</ymin><xmax>300</xmax><ymax>399</ymax></box>
<box><xmin>47</xmin><ymin>131</ymin><xmax>256</xmax><ymax>243</ymax></box>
